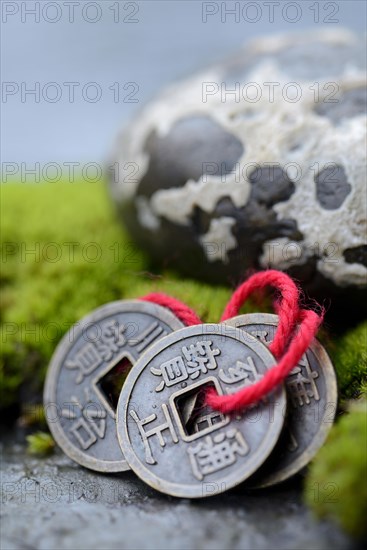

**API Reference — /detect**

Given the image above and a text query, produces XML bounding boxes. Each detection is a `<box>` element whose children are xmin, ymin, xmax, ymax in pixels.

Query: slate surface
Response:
<box><xmin>0</xmin><ymin>435</ymin><xmax>354</xmax><ymax>550</ymax></box>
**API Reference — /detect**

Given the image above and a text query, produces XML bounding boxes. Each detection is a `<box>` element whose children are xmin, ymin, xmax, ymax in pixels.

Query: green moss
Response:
<box><xmin>304</xmin><ymin>399</ymin><xmax>367</xmax><ymax>538</ymax></box>
<box><xmin>26</xmin><ymin>431</ymin><xmax>55</xmax><ymax>456</ymax></box>
<box><xmin>328</xmin><ymin>323</ymin><xmax>367</xmax><ymax>400</ymax></box>
<box><xmin>0</xmin><ymin>181</ymin><xmax>246</xmax><ymax>408</ymax></box>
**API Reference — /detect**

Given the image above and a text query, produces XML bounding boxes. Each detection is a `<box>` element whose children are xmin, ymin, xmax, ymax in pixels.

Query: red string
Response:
<box><xmin>206</xmin><ymin>308</ymin><xmax>323</xmax><ymax>412</ymax></box>
<box><xmin>221</xmin><ymin>270</ymin><xmax>300</xmax><ymax>359</ymax></box>
<box><xmin>140</xmin><ymin>292</ymin><xmax>202</xmax><ymax>326</ymax></box>
<box><xmin>140</xmin><ymin>271</ymin><xmax>323</xmax><ymax>413</ymax></box>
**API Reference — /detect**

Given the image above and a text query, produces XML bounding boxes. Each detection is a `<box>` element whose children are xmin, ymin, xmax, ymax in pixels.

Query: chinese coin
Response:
<box><xmin>44</xmin><ymin>300</ymin><xmax>184</xmax><ymax>472</ymax></box>
<box><xmin>116</xmin><ymin>324</ymin><xmax>286</xmax><ymax>498</ymax></box>
<box><xmin>224</xmin><ymin>313</ymin><xmax>338</xmax><ymax>487</ymax></box>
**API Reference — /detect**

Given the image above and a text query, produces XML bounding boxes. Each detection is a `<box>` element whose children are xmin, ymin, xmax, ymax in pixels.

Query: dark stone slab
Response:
<box><xmin>0</xmin><ymin>437</ymin><xmax>355</xmax><ymax>550</ymax></box>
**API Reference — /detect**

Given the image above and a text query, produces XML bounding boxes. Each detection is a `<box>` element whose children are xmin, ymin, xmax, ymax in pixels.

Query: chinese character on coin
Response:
<box><xmin>116</xmin><ymin>324</ymin><xmax>286</xmax><ymax>497</ymax></box>
<box><xmin>224</xmin><ymin>313</ymin><xmax>338</xmax><ymax>487</ymax></box>
<box><xmin>43</xmin><ymin>300</ymin><xmax>184</xmax><ymax>472</ymax></box>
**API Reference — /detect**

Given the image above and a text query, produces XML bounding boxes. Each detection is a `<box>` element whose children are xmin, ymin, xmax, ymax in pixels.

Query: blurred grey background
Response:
<box><xmin>1</xmin><ymin>0</ymin><xmax>366</xmax><ymax>166</ymax></box>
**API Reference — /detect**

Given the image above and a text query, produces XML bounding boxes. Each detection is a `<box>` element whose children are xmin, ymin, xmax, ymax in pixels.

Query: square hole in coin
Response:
<box><xmin>173</xmin><ymin>380</ymin><xmax>228</xmax><ymax>441</ymax></box>
<box><xmin>96</xmin><ymin>355</ymin><xmax>133</xmax><ymax>413</ymax></box>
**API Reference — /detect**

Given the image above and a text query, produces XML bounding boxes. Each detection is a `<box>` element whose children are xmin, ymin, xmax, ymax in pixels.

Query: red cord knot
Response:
<box><xmin>207</xmin><ymin>308</ymin><xmax>324</xmax><ymax>414</ymax></box>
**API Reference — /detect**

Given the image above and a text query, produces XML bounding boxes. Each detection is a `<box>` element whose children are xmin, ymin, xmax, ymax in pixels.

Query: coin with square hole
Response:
<box><xmin>224</xmin><ymin>313</ymin><xmax>338</xmax><ymax>487</ymax></box>
<box><xmin>116</xmin><ymin>324</ymin><xmax>286</xmax><ymax>497</ymax></box>
<box><xmin>43</xmin><ymin>300</ymin><xmax>184</xmax><ymax>472</ymax></box>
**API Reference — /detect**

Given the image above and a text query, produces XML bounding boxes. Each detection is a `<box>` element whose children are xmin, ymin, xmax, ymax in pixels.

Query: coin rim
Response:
<box><xmin>224</xmin><ymin>313</ymin><xmax>338</xmax><ymax>487</ymax></box>
<box><xmin>43</xmin><ymin>300</ymin><xmax>185</xmax><ymax>472</ymax></box>
<box><xmin>117</xmin><ymin>323</ymin><xmax>287</xmax><ymax>497</ymax></box>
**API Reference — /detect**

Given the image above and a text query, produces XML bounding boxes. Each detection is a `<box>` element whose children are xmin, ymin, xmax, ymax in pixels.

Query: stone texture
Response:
<box><xmin>343</xmin><ymin>245</ymin><xmax>367</xmax><ymax>267</ymax></box>
<box><xmin>138</xmin><ymin>117</ymin><xmax>244</xmax><ymax>198</ymax></box>
<box><xmin>315</xmin><ymin>86</ymin><xmax>367</xmax><ymax>122</ymax></box>
<box><xmin>315</xmin><ymin>165</ymin><xmax>352</xmax><ymax>210</ymax></box>
<box><xmin>109</xmin><ymin>29</ymin><xmax>367</xmax><ymax>305</ymax></box>
<box><xmin>0</xmin><ymin>436</ymin><xmax>355</xmax><ymax>550</ymax></box>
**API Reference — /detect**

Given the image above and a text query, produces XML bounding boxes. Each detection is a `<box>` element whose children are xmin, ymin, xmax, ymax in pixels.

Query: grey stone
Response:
<box><xmin>138</xmin><ymin>117</ymin><xmax>244</xmax><ymax>198</ymax></box>
<box><xmin>249</xmin><ymin>166</ymin><xmax>296</xmax><ymax>208</ymax></box>
<box><xmin>0</xmin><ymin>437</ymin><xmax>355</xmax><ymax>550</ymax></box>
<box><xmin>222</xmin><ymin>37</ymin><xmax>367</xmax><ymax>83</ymax></box>
<box><xmin>109</xmin><ymin>29</ymin><xmax>367</xmax><ymax>307</ymax></box>
<box><xmin>344</xmin><ymin>245</ymin><xmax>367</xmax><ymax>267</ymax></box>
<box><xmin>315</xmin><ymin>165</ymin><xmax>352</xmax><ymax>210</ymax></box>
<box><xmin>315</xmin><ymin>86</ymin><xmax>367</xmax><ymax>123</ymax></box>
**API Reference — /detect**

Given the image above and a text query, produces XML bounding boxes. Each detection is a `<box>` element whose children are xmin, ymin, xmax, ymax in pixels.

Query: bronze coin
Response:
<box><xmin>224</xmin><ymin>313</ymin><xmax>338</xmax><ymax>487</ymax></box>
<box><xmin>43</xmin><ymin>300</ymin><xmax>184</xmax><ymax>472</ymax></box>
<box><xmin>116</xmin><ymin>324</ymin><xmax>286</xmax><ymax>498</ymax></box>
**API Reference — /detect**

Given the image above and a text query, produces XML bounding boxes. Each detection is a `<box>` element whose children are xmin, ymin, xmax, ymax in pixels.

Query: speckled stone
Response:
<box><xmin>109</xmin><ymin>29</ymin><xmax>367</xmax><ymax>306</ymax></box>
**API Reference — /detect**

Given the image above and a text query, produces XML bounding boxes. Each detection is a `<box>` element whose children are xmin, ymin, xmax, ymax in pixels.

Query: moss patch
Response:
<box><xmin>304</xmin><ymin>399</ymin><xmax>367</xmax><ymax>538</ymax></box>
<box><xmin>0</xmin><ymin>181</ymin><xmax>260</xmax><ymax>409</ymax></box>
<box><xmin>26</xmin><ymin>431</ymin><xmax>55</xmax><ymax>456</ymax></box>
<box><xmin>329</xmin><ymin>323</ymin><xmax>367</xmax><ymax>400</ymax></box>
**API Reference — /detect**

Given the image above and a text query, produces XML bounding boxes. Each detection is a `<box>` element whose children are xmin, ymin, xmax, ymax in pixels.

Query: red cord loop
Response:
<box><xmin>221</xmin><ymin>269</ymin><xmax>300</xmax><ymax>359</ymax></box>
<box><xmin>140</xmin><ymin>271</ymin><xmax>323</xmax><ymax>413</ymax></box>
<box><xmin>206</xmin><ymin>308</ymin><xmax>323</xmax><ymax>413</ymax></box>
